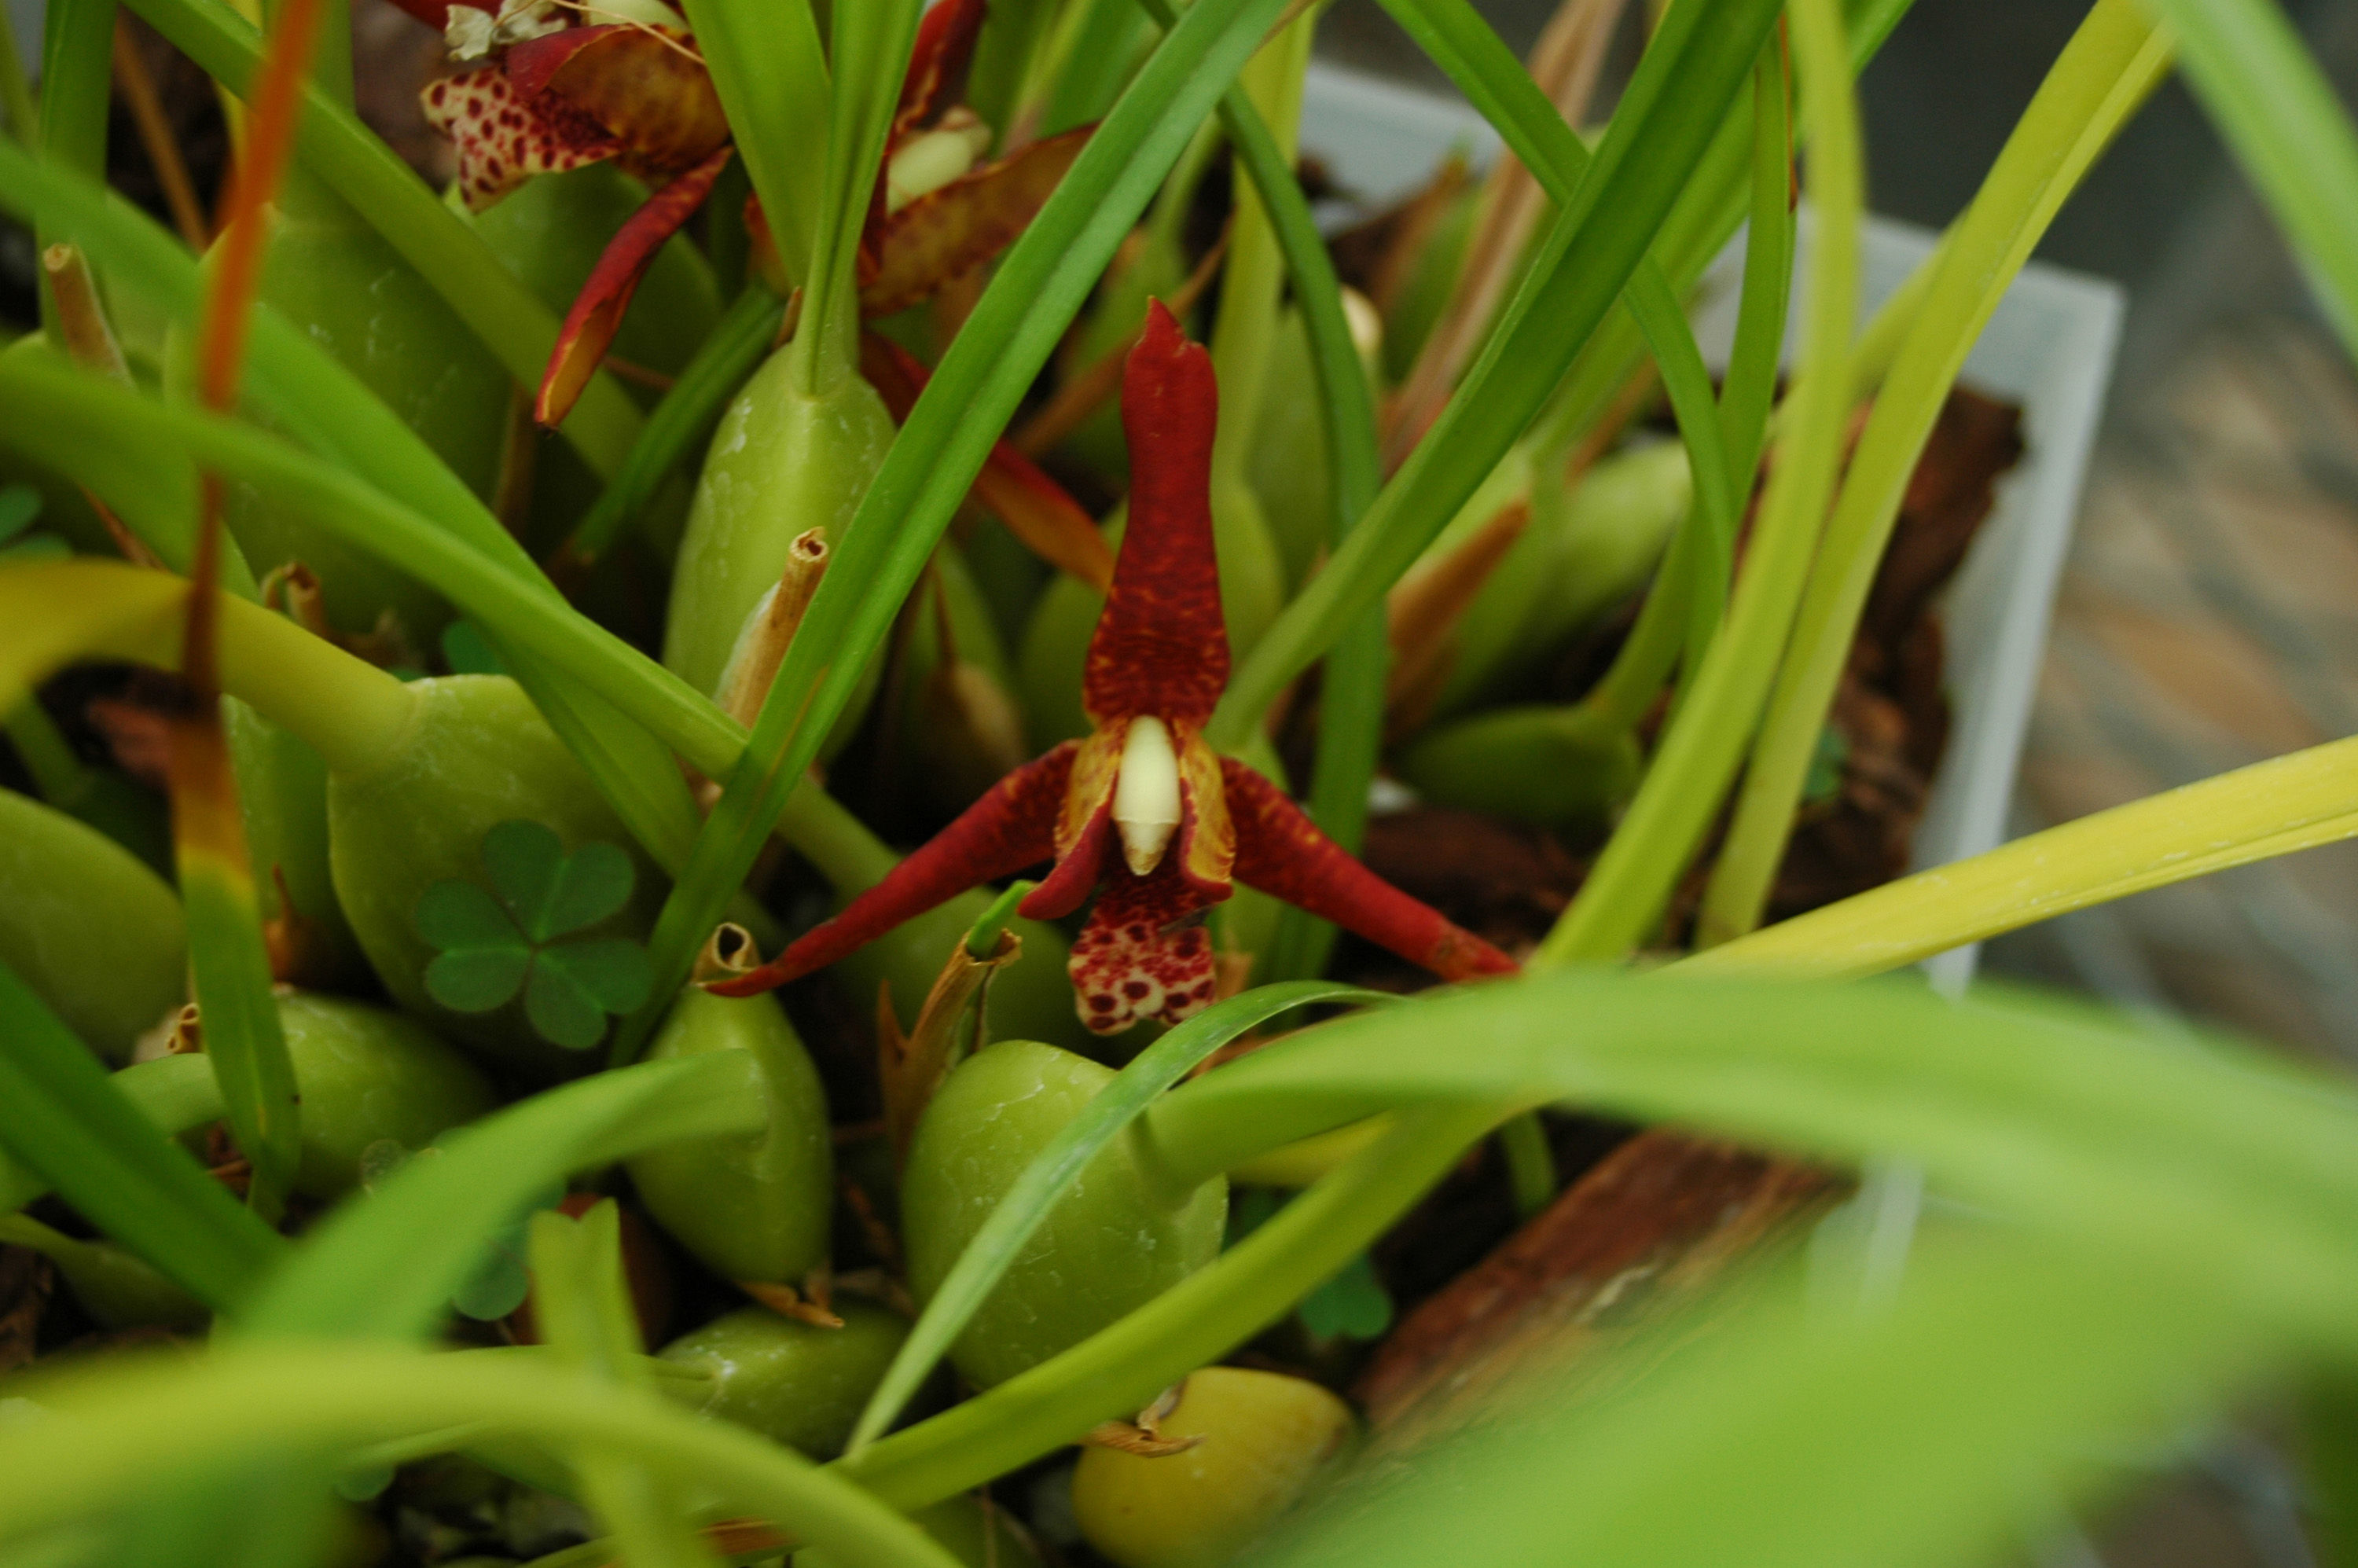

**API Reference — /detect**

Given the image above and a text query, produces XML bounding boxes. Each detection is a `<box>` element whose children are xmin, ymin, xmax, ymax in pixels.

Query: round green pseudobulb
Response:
<box><xmin>656</xmin><ymin>1299</ymin><xmax>909</xmax><ymax>1459</ymax></box>
<box><xmin>275</xmin><ymin>990</ymin><xmax>496</xmax><ymax>1200</ymax></box>
<box><xmin>1071</xmin><ymin>1368</ymin><xmax>1357</xmax><ymax>1568</ymax></box>
<box><xmin>0</xmin><ymin>787</ymin><xmax>185</xmax><ymax>1060</ymax></box>
<box><xmin>325</xmin><ymin>674</ymin><xmax>663</xmax><ymax>1078</ymax></box>
<box><xmin>625</xmin><ymin>988</ymin><xmax>831</xmax><ymax>1287</ymax></box>
<box><xmin>665</xmin><ymin>348</ymin><xmax>897</xmax><ymax>709</ymax></box>
<box><xmin>212</xmin><ymin>167</ymin><xmax>510</xmax><ymax>644</ymax></box>
<box><xmin>902</xmin><ymin>1040</ymin><xmax>1226</xmax><ymax>1390</ymax></box>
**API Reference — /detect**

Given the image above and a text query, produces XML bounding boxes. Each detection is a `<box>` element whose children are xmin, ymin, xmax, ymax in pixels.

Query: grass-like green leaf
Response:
<box><xmin>0</xmin><ymin>960</ymin><xmax>283</xmax><ymax>1310</ymax></box>
<box><xmin>1146</xmin><ymin>972</ymin><xmax>2358</xmax><ymax>1338</ymax></box>
<box><xmin>674</xmin><ymin>0</ymin><xmax>828</xmax><ymax>277</ymax></box>
<box><xmin>1263</xmin><ymin>1236</ymin><xmax>2274</xmax><ymax>1568</ymax></box>
<box><xmin>239</xmin><ymin>1048</ymin><xmax>765</xmax><ymax>1338</ymax></box>
<box><xmin>1537</xmin><ymin>0</ymin><xmax>1864</xmax><ymax>964</ymax></box>
<box><xmin>844</xmin><ymin>981</ymin><xmax>1392</xmax><ymax>1454</ymax></box>
<box><xmin>0</xmin><ymin>1053</ymin><xmax>224</xmax><ymax>1214</ymax></box>
<box><xmin>1208</xmin><ymin>0</ymin><xmax>1785</xmax><ymax>746</ymax></box>
<box><xmin>1697</xmin><ymin>0</ymin><xmax>2173</xmax><ymax>943</ymax></box>
<box><xmin>0</xmin><ymin>1345</ymin><xmax>965</xmax><ymax>1568</ymax></box>
<box><xmin>2147</xmin><ymin>0</ymin><xmax>2358</xmax><ymax>365</ymax></box>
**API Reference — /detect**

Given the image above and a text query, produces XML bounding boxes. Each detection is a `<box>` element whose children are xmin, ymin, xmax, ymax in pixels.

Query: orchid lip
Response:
<box><xmin>1111</xmin><ymin>715</ymin><xmax>1182</xmax><ymax>877</ymax></box>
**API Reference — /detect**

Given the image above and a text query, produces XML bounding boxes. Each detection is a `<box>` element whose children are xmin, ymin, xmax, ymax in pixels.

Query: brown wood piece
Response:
<box><xmin>1352</xmin><ymin>1128</ymin><xmax>1840</xmax><ymax>1434</ymax></box>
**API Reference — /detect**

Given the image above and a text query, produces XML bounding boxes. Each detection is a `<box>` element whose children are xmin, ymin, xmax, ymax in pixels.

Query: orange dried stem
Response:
<box><xmin>187</xmin><ymin>0</ymin><xmax>322</xmax><ymax>689</ymax></box>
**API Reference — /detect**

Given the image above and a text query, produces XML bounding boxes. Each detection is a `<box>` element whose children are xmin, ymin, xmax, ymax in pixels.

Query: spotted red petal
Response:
<box><xmin>422</xmin><ymin>66</ymin><xmax>622</xmax><ymax>211</ymax></box>
<box><xmin>538</xmin><ymin>145</ymin><xmax>732</xmax><ymax>426</ymax></box>
<box><xmin>859</xmin><ymin>331</ymin><xmax>1115</xmax><ymax>591</ymax></box>
<box><xmin>1068</xmin><ymin>854</ymin><xmax>1224</xmax><ymax>1034</ymax></box>
<box><xmin>1083</xmin><ymin>300</ymin><xmax>1228</xmax><ymax>727</ymax></box>
<box><xmin>507</xmin><ymin>24</ymin><xmax>729</xmax><ymax>180</ymax></box>
<box><xmin>707</xmin><ymin>744</ymin><xmax>1078</xmax><ymax>999</ymax></box>
<box><xmin>1221</xmin><ymin>758</ymin><xmax>1519</xmax><ymax>982</ymax></box>
<box><xmin>858</xmin><ymin>124</ymin><xmax>1091</xmax><ymax>318</ymax></box>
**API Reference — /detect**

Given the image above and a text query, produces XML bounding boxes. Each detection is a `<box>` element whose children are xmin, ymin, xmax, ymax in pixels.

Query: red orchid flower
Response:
<box><xmin>711</xmin><ymin>303</ymin><xmax>1516</xmax><ymax>1034</ymax></box>
<box><xmin>406</xmin><ymin>0</ymin><xmax>1090</xmax><ymax>426</ymax></box>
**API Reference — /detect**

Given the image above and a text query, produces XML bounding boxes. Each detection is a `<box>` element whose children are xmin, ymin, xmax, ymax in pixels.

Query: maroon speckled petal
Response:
<box><xmin>707</xmin><ymin>744</ymin><xmax>1077</xmax><ymax>998</ymax></box>
<box><xmin>1082</xmin><ymin>301</ymin><xmax>1229</xmax><ymax>727</ymax></box>
<box><xmin>1068</xmin><ymin>857</ymin><xmax>1225</xmax><ymax>1034</ymax></box>
<box><xmin>1222</xmin><ymin>758</ymin><xmax>1519</xmax><ymax>982</ymax></box>
<box><xmin>420</xmin><ymin>65</ymin><xmax>620</xmax><ymax>211</ymax></box>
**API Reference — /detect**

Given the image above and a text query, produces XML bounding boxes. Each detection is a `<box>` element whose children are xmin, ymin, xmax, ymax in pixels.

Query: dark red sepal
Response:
<box><xmin>859</xmin><ymin>332</ymin><xmax>1115</xmax><ymax>590</ymax></box>
<box><xmin>1085</xmin><ymin>299</ymin><xmax>1228</xmax><ymax>727</ymax></box>
<box><xmin>1221</xmin><ymin>758</ymin><xmax>1519</xmax><ymax>982</ymax></box>
<box><xmin>705</xmin><ymin>744</ymin><xmax>1078</xmax><ymax>998</ymax></box>
<box><xmin>538</xmin><ymin>145</ymin><xmax>732</xmax><ymax>425</ymax></box>
<box><xmin>894</xmin><ymin>0</ymin><xmax>989</xmax><ymax>145</ymax></box>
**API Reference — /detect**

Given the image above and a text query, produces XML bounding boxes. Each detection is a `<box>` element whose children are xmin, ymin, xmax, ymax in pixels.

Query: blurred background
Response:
<box><xmin>5</xmin><ymin>0</ymin><xmax>2356</xmax><ymax>1559</ymax></box>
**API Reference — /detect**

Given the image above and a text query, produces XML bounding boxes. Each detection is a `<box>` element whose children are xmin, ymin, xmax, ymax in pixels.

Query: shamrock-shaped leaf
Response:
<box><xmin>414</xmin><ymin>820</ymin><xmax>648</xmax><ymax>1049</ymax></box>
<box><xmin>482</xmin><ymin>819</ymin><xmax>635</xmax><ymax>942</ymax></box>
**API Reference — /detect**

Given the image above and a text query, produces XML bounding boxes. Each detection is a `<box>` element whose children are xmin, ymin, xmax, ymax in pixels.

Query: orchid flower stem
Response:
<box><xmin>1534</xmin><ymin>0</ymin><xmax>1860</xmax><ymax>969</ymax></box>
<box><xmin>1694</xmin><ymin>0</ymin><xmax>2169</xmax><ymax>949</ymax></box>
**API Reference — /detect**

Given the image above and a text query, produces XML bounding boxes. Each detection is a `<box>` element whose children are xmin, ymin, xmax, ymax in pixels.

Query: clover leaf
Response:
<box><xmin>414</xmin><ymin>820</ymin><xmax>652</xmax><ymax>1049</ymax></box>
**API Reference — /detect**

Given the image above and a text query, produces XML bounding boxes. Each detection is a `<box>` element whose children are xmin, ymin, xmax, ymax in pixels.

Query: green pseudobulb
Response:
<box><xmin>1072</xmin><ymin>1367</ymin><xmax>1358</xmax><ymax>1568</ymax></box>
<box><xmin>902</xmin><ymin>1040</ymin><xmax>1227</xmax><ymax>1390</ymax></box>
<box><xmin>626</xmin><ymin>988</ymin><xmax>832</xmax><ymax>1287</ymax></box>
<box><xmin>665</xmin><ymin>349</ymin><xmax>896</xmax><ymax>711</ymax></box>
<box><xmin>657</xmin><ymin>1299</ymin><xmax>909</xmax><ymax>1458</ymax></box>
<box><xmin>0</xmin><ymin>787</ymin><xmax>185</xmax><ymax>1060</ymax></box>
<box><xmin>274</xmin><ymin>990</ymin><xmax>496</xmax><ymax>1200</ymax></box>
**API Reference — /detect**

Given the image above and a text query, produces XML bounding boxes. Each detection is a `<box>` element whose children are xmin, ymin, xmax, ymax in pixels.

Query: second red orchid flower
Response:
<box><xmin>713</xmin><ymin>303</ymin><xmax>1515</xmax><ymax>1034</ymax></box>
<box><xmin>410</xmin><ymin>0</ymin><xmax>1086</xmax><ymax>426</ymax></box>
